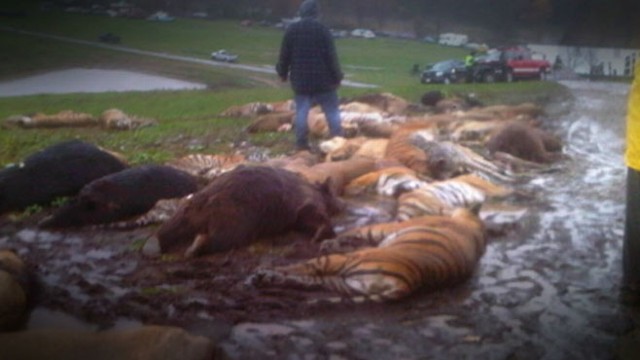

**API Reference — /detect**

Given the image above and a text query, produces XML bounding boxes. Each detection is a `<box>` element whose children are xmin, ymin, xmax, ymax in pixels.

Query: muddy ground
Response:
<box><xmin>1</xmin><ymin>80</ymin><xmax>638</xmax><ymax>359</ymax></box>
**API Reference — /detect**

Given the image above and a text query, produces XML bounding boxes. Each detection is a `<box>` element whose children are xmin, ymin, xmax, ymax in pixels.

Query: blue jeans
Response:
<box><xmin>294</xmin><ymin>90</ymin><xmax>342</xmax><ymax>148</ymax></box>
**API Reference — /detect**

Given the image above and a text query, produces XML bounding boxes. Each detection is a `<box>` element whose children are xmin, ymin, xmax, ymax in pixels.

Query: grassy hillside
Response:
<box><xmin>1</xmin><ymin>8</ymin><xmax>468</xmax><ymax>87</ymax></box>
<box><xmin>0</xmin><ymin>7</ymin><xmax>569</xmax><ymax>165</ymax></box>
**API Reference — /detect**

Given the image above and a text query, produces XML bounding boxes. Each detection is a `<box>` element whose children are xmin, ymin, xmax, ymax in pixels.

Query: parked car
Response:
<box><xmin>330</xmin><ymin>29</ymin><xmax>349</xmax><ymax>38</ymax></box>
<box><xmin>147</xmin><ymin>11</ymin><xmax>174</xmax><ymax>21</ymax></box>
<box><xmin>351</xmin><ymin>28</ymin><xmax>376</xmax><ymax>39</ymax></box>
<box><xmin>421</xmin><ymin>59</ymin><xmax>468</xmax><ymax>84</ymax></box>
<box><xmin>211</xmin><ymin>50</ymin><xmax>238</xmax><ymax>63</ymax></box>
<box><xmin>471</xmin><ymin>46</ymin><xmax>551</xmax><ymax>83</ymax></box>
<box><xmin>98</xmin><ymin>32</ymin><xmax>121</xmax><ymax>44</ymax></box>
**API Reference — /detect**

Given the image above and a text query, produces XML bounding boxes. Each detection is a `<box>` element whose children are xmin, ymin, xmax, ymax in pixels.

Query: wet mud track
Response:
<box><xmin>0</xmin><ymin>80</ymin><xmax>636</xmax><ymax>359</ymax></box>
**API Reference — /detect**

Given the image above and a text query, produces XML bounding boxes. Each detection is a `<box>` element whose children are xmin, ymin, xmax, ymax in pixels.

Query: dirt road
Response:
<box><xmin>1</xmin><ymin>26</ymin><xmax>378</xmax><ymax>90</ymax></box>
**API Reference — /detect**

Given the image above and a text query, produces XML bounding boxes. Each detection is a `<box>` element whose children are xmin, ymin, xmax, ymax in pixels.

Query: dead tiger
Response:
<box><xmin>166</xmin><ymin>153</ymin><xmax>246</xmax><ymax>183</ymax></box>
<box><xmin>409</xmin><ymin>136</ymin><xmax>515</xmax><ymax>183</ymax></box>
<box><xmin>247</xmin><ymin>207</ymin><xmax>486</xmax><ymax>303</ymax></box>
<box><xmin>344</xmin><ymin>165</ymin><xmax>427</xmax><ymax>197</ymax></box>
<box><xmin>395</xmin><ymin>174</ymin><xmax>513</xmax><ymax>221</ymax></box>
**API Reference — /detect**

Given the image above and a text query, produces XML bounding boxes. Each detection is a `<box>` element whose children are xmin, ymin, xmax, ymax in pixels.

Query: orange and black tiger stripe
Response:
<box><xmin>251</xmin><ymin>208</ymin><xmax>485</xmax><ymax>302</ymax></box>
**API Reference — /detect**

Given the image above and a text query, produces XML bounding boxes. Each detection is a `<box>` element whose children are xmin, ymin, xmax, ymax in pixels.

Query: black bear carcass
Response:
<box><xmin>0</xmin><ymin>140</ymin><xmax>127</xmax><ymax>215</ymax></box>
<box><xmin>39</xmin><ymin>165</ymin><xmax>198</xmax><ymax>228</ymax></box>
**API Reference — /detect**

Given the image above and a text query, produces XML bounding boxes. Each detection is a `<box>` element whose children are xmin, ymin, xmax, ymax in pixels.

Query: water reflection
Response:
<box><xmin>0</xmin><ymin>69</ymin><xmax>206</xmax><ymax>97</ymax></box>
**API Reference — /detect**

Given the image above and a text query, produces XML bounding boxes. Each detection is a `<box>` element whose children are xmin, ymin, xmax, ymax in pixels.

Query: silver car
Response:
<box><xmin>211</xmin><ymin>49</ymin><xmax>238</xmax><ymax>63</ymax></box>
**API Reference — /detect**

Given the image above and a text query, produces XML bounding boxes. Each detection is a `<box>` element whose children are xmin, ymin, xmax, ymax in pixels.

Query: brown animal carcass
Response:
<box><xmin>282</xmin><ymin>156</ymin><xmax>377</xmax><ymax>196</ymax></box>
<box><xmin>475</xmin><ymin>102</ymin><xmax>543</xmax><ymax>120</ymax></box>
<box><xmin>0</xmin><ymin>325</ymin><xmax>213</xmax><ymax>360</ymax></box>
<box><xmin>100</xmin><ymin>109</ymin><xmax>157</xmax><ymax>130</ymax></box>
<box><xmin>4</xmin><ymin>110</ymin><xmax>98</xmax><ymax>128</ymax></box>
<box><xmin>245</xmin><ymin>111</ymin><xmax>294</xmax><ymax>133</ymax></box>
<box><xmin>486</xmin><ymin>121</ymin><xmax>561</xmax><ymax>163</ymax></box>
<box><xmin>0</xmin><ymin>250</ymin><xmax>37</xmax><ymax>331</ymax></box>
<box><xmin>150</xmin><ymin>165</ymin><xmax>341</xmax><ymax>257</ymax></box>
<box><xmin>219</xmin><ymin>102</ymin><xmax>272</xmax><ymax>118</ymax></box>
<box><xmin>348</xmin><ymin>92</ymin><xmax>412</xmax><ymax>115</ymax></box>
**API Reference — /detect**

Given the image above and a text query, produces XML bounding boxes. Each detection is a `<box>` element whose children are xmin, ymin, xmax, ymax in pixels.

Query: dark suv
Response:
<box><xmin>471</xmin><ymin>46</ymin><xmax>551</xmax><ymax>83</ymax></box>
<box><xmin>421</xmin><ymin>59</ymin><xmax>468</xmax><ymax>84</ymax></box>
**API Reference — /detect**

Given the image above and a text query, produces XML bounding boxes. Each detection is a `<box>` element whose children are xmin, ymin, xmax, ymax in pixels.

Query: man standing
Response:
<box><xmin>464</xmin><ymin>51</ymin><xmax>477</xmax><ymax>82</ymax></box>
<box><xmin>276</xmin><ymin>0</ymin><xmax>343</xmax><ymax>151</ymax></box>
<box><xmin>623</xmin><ymin>61</ymin><xmax>640</xmax><ymax>305</ymax></box>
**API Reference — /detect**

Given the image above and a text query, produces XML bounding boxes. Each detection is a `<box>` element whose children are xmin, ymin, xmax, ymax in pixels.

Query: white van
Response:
<box><xmin>438</xmin><ymin>33</ymin><xmax>469</xmax><ymax>47</ymax></box>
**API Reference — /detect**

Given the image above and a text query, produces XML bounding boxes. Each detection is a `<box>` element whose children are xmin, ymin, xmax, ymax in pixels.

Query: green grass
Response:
<box><xmin>0</xmin><ymin>31</ymin><xmax>280</xmax><ymax>89</ymax></box>
<box><xmin>1</xmin><ymin>7</ymin><xmax>467</xmax><ymax>86</ymax></box>
<box><xmin>0</xmin><ymin>6</ymin><xmax>569</xmax><ymax>166</ymax></box>
<box><xmin>0</xmin><ymin>87</ymin><xmax>298</xmax><ymax>164</ymax></box>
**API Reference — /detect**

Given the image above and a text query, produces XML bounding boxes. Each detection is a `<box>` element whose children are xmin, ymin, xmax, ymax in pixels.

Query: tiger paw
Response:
<box><xmin>244</xmin><ymin>269</ymin><xmax>286</xmax><ymax>287</ymax></box>
<box><xmin>319</xmin><ymin>239</ymin><xmax>343</xmax><ymax>254</ymax></box>
<box><xmin>320</xmin><ymin>236</ymin><xmax>365</xmax><ymax>254</ymax></box>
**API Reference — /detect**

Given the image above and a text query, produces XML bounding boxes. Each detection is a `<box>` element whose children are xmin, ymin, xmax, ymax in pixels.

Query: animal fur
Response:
<box><xmin>410</xmin><ymin>137</ymin><xmax>514</xmax><ymax>182</ymax></box>
<box><xmin>339</xmin><ymin>102</ymin><xmax>383</xmax><ymax>114</ymax></box>
<box><xmin>151</xmin><ymin>165</ymin><xmax>341</xmax><ymax>257</ymax></box>
<box><xmin>0</xmin><ymin>250</ymin><xmax>38</xmax><ymax>331</ymax></box>
<box><xmin>384</xmin><ymin>121</ymin><xmax>441</xmax><ymax>176</ymax></box>
<box><xmin>4</xmin><ymin>111</ymin><xmax>98</xmax><ymax>128</ymax></box>
<box><xmin>166</xmin><ymin>153</ymin><xmax>246</xmax><ymax>183</ymax></box>
<box><xmin>283</xmin><ymin>156</ymin><xmax>377</xmax><ymax>196</ymax></box>
<box><xmin>348</xmin><ymin>92</ymin><xmax>412</xmax><ymax>115</ymax></box>
<box><xmin>0</xmin><ymin>140</ymin><xmax>127</xmax><ymax>214</ymax></box>
<box><xmin>357</xmin><ymin>120</ymin><xmax>397</xmax><ymax>138</ymax></box>
<box><xmin>219</xmin><ymin>102</ymin><xmax>273</xmax><ymax>118</ymax></box>
<box><xmin>0</xmin><ymin>325</ymin><xmax>213</xmax><ymax>360</ymax></box>
<box><xmin>248</xmin><ymin>207</ymin><xmax>486</xmax><ymax>302</ymax></box>
<box><xmin>473</xmin><ymin>102</ymin><xmax>543</xmax><ymax>120</ymax></box>
<box><xmin>245</xmin><ymin>111</ymin><xmax>294</xmax><ymax>133</ymax></box>
<box><xmin>320</xmin><ymin>136</ymin><xmax>389</xmax><ymax>162</ymax></box>
<box><xmin>100</xmin><ymin>109</ymin><xmax>158</xmax><ymax>130</ymax></box>
<box><xmin>395</xmin><ymin>174</ymin><xmax>513</xmax><ymax>220</ymax></box>
<box><xmin>97</xmin><ymin>196</ymin><xmax>191</xmax><ymax>230</ymax></box>
<box><xmin>344</xmin><ymin>166</ymin><xmax>424</xmax><ymax>197</ymax></box>
<box><xmin>4</xmin><ymin>109</ymin><xmax>158</xmax><ymax>130</ymax></box>
<box><xmin>39</xmin><ymin>165</ymin><xmax>198</xmax><ymax>228</ymax></box>
<box><xmin>420</xmin><ymin>91</ymin><xmax>445</xmax><ymax>107</ymax></box>
<box><xmin>486</xmin><ymin>121</ymin><xmax>560</xmax><ymax>163</ymax></box>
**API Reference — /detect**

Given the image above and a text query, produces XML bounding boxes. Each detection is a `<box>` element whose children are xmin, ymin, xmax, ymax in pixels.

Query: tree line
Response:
<box><xmin>55</xmin><ymin>0</ymin><xmax>640</xmax><ymax>47</ymax></box>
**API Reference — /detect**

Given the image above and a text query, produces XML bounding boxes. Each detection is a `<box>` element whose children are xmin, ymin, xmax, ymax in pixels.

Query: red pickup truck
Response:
<box><xmin>471</xmin><ymin>46</ymin><xmax>551</xmax><ymax>83</ymax></box>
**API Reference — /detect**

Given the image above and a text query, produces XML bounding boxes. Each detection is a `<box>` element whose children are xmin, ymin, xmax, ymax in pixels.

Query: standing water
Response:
<box><xmin>458</xmin><ymin>80</ymin><xmax>630</xmax><ymax>359</ymax></box>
